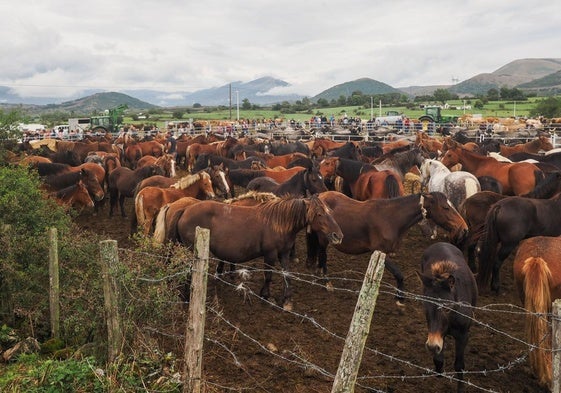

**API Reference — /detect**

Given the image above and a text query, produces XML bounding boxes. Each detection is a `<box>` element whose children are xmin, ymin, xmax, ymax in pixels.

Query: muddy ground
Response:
<box><xmin>75</xmin><ymin>190</ymin><xmax>548</xmax><ymax>393</ymax></box>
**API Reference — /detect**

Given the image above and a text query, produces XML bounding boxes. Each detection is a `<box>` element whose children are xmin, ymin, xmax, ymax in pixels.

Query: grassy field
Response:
<box><xmin>125</xmin><ymin>97</ymin><xmax>550</xmax><ymax>129</ymax></box>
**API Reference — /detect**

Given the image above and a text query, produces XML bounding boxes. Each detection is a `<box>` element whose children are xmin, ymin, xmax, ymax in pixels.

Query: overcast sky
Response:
<box><xmin>2</xmin><ymin>0</ymin><xmax>560</xmax><ymax>103</ymax></box>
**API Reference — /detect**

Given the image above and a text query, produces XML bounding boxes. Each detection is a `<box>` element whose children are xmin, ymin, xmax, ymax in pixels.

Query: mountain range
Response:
<box><xmin>1</xmin><ymin>58</ymin><xmax>560</xmax><ymax>113</ymax></box>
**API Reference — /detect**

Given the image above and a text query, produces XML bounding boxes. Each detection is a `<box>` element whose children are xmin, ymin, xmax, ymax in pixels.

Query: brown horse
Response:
<box><xmin>153</xmin><ymin>191</ymin><xmax>279</xmax><ymax>244</ymax></box>
<box><xmin>417</xmin><ymin>242</ymin><xmax>477</xmax><ymax>393</ymax></box>
<box><xmin>41</xmin><ymin>168</ymin><xmax>105</xmax><ymax>203</ymax></box>
<box><xmin>133</xmin><ymin>171</ymin><xmax>215</xmax><ymax>235</ymax></box>
<box><xmin>440</xmin><ymin>143</ymin><xmax>544</xmax><ymax>195</ymax></box>
<box><xmin>51</xmin><ymin>180</ymin><xmax>95</xmax><ymax>209</ymax></box>
<box><xmin>264</xmin><ymin>152</ymin><xmax>309</xmax><ymax>168</ymax></box>
<box><xmin>136</xmin><ymin>154</ymin><xmax>176</xmax><ymax>178</ymax></box>
<box><xmin>310</xmin><ymin>138</ymin><xmax>349</xmax><ymax>158</ymax></box>
<box><xmin>499</xmin><ymin>135</ymin><xmax>553</xmax><ymax>157</ymax></box>
<box><xmin>107</xmin><ymin>165</ymin><xmax>165</xmax><ymax>217</ymax></box>
<box><xmin>167</xmin><ymin>195</ymin><xmax>343</xmax><ymax>309</ymax></box>
<box><xmin>319</xmin><ymin>156</ymin><xmax>403</xmax><ymax>200</ymax></box>
<box><xmin>512</xmin><ymin>236</ymin><xmax>561</xmax><ymax>390</ymax></box>
<box><xmin>186</xmin><ymin>142</ymin><xmax>221</xmax><ymax>171</ymax></box>
<box><xmin>306</xmin><ymin>191</ymin><xmax>469</xmax><ymax>304</ymax></box>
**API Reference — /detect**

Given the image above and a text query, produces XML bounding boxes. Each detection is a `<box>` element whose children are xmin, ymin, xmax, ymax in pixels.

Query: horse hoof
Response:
<box><xmin>290</xmin><ymin>257</ymin><xmax>300</xmax><ymax>264</ymax></box>
<box><xmin>283</xmin><ymin>302</ymin><xmax>293</xmax><ymax>312</ymax></box>
<box><xmin>326</xmin><ymin>281</ymin><xmax>334</xmax><ymax>292</ymax></box>
<box><xmin>395</xmin><ymin>300</ymin><xmax>406</xmax><ymax>308</ymax></box>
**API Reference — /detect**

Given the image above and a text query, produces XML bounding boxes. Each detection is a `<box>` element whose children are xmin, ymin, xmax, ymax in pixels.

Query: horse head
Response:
<box><xmin>420</xmin><ymin>192</ymin><xmax>468</xmax><ymax>248</ymax></box>
<box><xmin>305</xmin><ymin>195</ymin><xmax>343</xmax><ymax>245</ymax></box>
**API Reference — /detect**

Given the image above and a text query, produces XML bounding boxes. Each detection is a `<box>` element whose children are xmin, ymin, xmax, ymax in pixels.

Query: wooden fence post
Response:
<box><xmin>553</xmin><ymin>299</ymin><xmax>561</xmax><ymax>393</ymax></box>
<box><xmin>331</xmin><ymin>250</ymin><xmax>386</xmax><ymax>393</ymax></box>
<box><xmin>100</xmin><ymin>239</ymin><xmax>123</xmax><ymax>363</ymax></box>
<box><xmin>183</xmin><ymin>227</ymin><xmax>210</xmax><ymax>393</ymax></box>
<box><xmin>48</xmin><ymin>227</ymin><xmax>59</xmax><ymax>339</ymax></box>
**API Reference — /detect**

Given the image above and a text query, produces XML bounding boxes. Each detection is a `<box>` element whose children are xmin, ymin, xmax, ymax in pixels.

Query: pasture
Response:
<box><xmin>73</xmin><ymin>187</ymin><xmax>546</xmax><ymax>393</ymax></box>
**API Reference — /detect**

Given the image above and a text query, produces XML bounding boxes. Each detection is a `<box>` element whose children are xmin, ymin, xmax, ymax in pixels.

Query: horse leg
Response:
<box><xmin>305</xmin><ymin>231</ymin><xmax>319</xmax><ymax>272</ymax></box>
<box><xmin>454</xmin><ymin>333</ymin><xmax>468</xmax><ymax>393</ymax></box>
<box><xmin>432</xmin><ymin>345</ymin><xmax>445</xmax><ymax>375</ymax></box>
<box><xmin>289</xmin><ymin>244</ymin><xmax>298</xmax><ymax>264</ymax></box>
<box><xmin>384</xmin><ymin>257</ymin><xmax>405</xmax><ymax>306</ymax></box>
<box><xmin>259</xmin><ymin>253</ymin><xmax>277</xmax><ymax>301</ymax></box>
<box><xmin>119</xmin><ymin>195</ymin><xmax>127</xmax><ymax>217</ymax></box>
<box><xmin>491</xmin><ymin>244</ymin><xmax>516</xmax><ymax>294</ymax></box>
<box><xmin>466</xmin><ymin>242</ymin><xmax>477</xmax><ymax>273</ymax></box>
<box><xmin>278</xmin><ymin>251</ymin><xmax>293</xmax><ymax>311</ymax></box>
<box><xmin>109</xmin><ymin>189</ymin><xmax>118</xmax><ymax>217</ymax></box>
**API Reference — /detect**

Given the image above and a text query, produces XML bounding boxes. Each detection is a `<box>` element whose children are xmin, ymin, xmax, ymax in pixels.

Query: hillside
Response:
<box><xmin>450</xmin><ymin>58</ymin><xmax>561</xmax><ymax>95</ymax></box>
<box><xmin>312</xmin><ymin>78</ymin><xmax>400</xmax><ymax>102</ymax></box>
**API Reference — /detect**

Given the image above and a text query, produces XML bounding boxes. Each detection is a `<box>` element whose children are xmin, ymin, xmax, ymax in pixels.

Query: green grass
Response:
<box><xmin>124</xmin><ymin>97</ymin><xmax>554</xmax><ymax>129</ymax></box>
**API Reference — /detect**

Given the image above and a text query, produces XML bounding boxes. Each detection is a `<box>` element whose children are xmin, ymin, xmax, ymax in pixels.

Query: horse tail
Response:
<box><xmin>521</xmin><ymin>256</ymin><xmax>553</xmax><ymax>387</ymax></box>
<box><xmin>166</xmin><ymin>205</ymin><xmax>185</xmax><ymax>244</ymax></box>
<box><xmin>477</xmin><ymin>204</ymin><xmax>500</xmax><ymax>289</ymax></box>
<box><xmin>385</xmin><ymin>173</ymin><xmax>402</xmax><ymax>198</ymax></box>
<box><xmin>134</xmin><ymin>193</ymin><xmax>145</xmax><ymax>234</ymax></box>
<box><xmin>153</xmin><ymin>203</ymin><xmax>170</xmax><ymax>244</ymax></box>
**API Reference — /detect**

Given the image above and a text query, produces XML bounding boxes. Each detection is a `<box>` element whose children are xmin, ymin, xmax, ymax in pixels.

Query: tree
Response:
<box><xmin>433</xmin><ymin>89</ymin><xmax>452</xmax><ymax>104</ymax></box>
<box><xmin>0</xmin><ymin>109</ymin><xmax>22</xmax><ymax>141</ymax></box>
<box><xmin>241</xmin><ymin>98</ymin><xmax>251</xmax><ymax>110</ymax></box>
<box><xmin>530</xmin><ymin>97</ymin><xmax>561</xmax><ymax>118</ymax></box>
<box><xmin>487</xmin><ymin>88</ymin><xmax>500</xmax><ymax>101</ymax></box>
<box><xmin>172</xmin><ymin>110</ymin><xmax>184</xmax><ymax>119</ymax></box>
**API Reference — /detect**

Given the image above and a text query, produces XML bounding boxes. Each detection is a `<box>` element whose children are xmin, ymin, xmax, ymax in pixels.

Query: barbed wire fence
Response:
<box><xmin>47</xmin><ymin>228</ymin><xmax>560</xmax><ymax>392</ymax></box>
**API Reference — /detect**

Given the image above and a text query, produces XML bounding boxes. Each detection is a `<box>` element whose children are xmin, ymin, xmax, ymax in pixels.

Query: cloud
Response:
<box><xmin>1</xmin><ymin>0</ymin><xmax>560</xmax><ymax>100</ymax></box>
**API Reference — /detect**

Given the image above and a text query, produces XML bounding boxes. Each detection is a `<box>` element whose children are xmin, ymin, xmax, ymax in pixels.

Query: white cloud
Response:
<box><xmin>1</xmin><ymin>0</ymin><xmax>560</xmax><ymax>100</ymax></box>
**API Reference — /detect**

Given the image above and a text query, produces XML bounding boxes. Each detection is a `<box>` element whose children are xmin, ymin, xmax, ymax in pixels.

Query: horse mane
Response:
<box><xmin>257</xmin><ymin>196</ymin><xmax>307</xmax><ymax>234</ymax></box>
<box><xmin>172</xmin><ymin>171</ymin><xmax>209</xmax><ymax>189</ymax></box>
<box><xmin>54</xmin><ymin>182</ymin><xmax>81</xmax><ymax>198</ymax></box>
<box><xmin>430</xmin><ymin>260</ymin><xmax>458</xmax><ymax>279</ymax></box>
<box><xmin>224</xmin><ymin>190</ymin><xmax>278</xmax><ymax>204</ymax></box>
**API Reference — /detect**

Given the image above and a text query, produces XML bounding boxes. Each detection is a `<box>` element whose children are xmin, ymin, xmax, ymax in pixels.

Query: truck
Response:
<box><xmin>418</xmin><ymin>106</ymin><xmax>459</xmax><ymax>132</ymax></box>
<box><xmin>89</xmin><ymin>104</ymin><xmax>128</xmax><ymax>134</ymax></box>
<box><xmin>373</xmin><ymin>111</ymin><xmax>405</xmax><ymax>127</ymax></box>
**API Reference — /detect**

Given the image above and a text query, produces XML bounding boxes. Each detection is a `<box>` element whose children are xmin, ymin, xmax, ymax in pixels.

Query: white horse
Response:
<box><xmin>420</xmin><ymin>158</ymin><xmax>481</xmax><ymax>211</ymax></box>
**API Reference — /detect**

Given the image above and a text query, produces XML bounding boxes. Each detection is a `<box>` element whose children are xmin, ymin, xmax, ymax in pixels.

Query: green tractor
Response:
<box><xmin>418</xmin><ymin>106</ymin><xmax>458</xmax><ymax>132</ymax></box>
<box><xmin>90</xmin><ymin>104</ymin><xmax>128</xmax><ymax>134</ymax></box>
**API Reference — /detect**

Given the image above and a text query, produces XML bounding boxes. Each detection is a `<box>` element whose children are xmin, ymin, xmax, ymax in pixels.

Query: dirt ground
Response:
<box><xmin>75</xmin><ymin>190</ymin><xmax>549</xmax><ymax>393</ymax></box>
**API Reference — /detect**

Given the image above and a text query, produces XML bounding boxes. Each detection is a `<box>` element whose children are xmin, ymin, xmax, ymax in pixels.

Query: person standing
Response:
<box><xmin>165</xmin><ymin>131</ymin><xmax>177</xmax><ymax>161</ymax></box>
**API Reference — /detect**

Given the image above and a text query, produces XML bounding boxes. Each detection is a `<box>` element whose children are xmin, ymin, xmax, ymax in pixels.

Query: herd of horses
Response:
<box><xmin>11</xmin><ymin>129</ymin><xmax>561</xmax><ymax>391</ymax></box>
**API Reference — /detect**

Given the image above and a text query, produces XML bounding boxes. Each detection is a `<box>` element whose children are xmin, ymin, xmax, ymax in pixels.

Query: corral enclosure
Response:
<box><xmin>74</xmin><ymin>192</ymin><xmax>549</xmax><ymax>393</ymax></box>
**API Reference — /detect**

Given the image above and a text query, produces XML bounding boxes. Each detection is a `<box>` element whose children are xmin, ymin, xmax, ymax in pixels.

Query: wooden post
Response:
<box><xmin>183</xmin><ymin>227</ymin><xmax>210</xmax><ymax>393</ymax></box>
<box><xmin>553</xmin><ymin>299</ymin><xmax>561</xmax><ymax>393</ymax></box>
<box><xmin>100</xmin><ymin>240</ymin><xmax>123</xmax><ymax>363</ymax></box>
<box><xmin>331</xmin><ymin>251</ymin><xmax>386</xmax><ymax>393</ymax></box>
<box><xmin>48</xmin><ymin>227</ymin><xmax>60</xmax><ymax>339</ymax></box>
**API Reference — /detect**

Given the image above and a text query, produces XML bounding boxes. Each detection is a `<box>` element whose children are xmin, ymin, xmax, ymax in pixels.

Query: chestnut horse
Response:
<box><xmin>440</xmin><ymin>143</ymin><xmax>544</xmax><ymax>196</ymax></box>
<box><xmin>166</xmin><ymin>195</ymin><xmax>343</xmax><ymax>309</ymax></box>
<box><xmin>499</xmin><ymin>135</ymin><xmax>553</xmax><ymax>157</ymax></box>
<box><xmin>133</xmin><ymin>171</ymin><xmax>215</xmax><ymax>235</ymax></box>
<box><xmin>319</xmin><ymin>157</ymin><xmax>403</xmax><ymax>200</ymax></box>
<box><xmin>51</xmin><ymin>180</ymin><xmax>95</xmax><ymax>209</ymax></box>
<box><xmin>417</xmin><ymin>242</ymin><xmax>477</xmax><ymax>393</ymax></box>
<box><xmin>136</xmin><ymin>154</ymin><xmax>176</xmax><ymax>178</ymax></box>
<box><xmin>512</xmin><ymin>236</ymin><xmax>561</xmax><ymax>390</ymax></box>
<box><xmin>305</xmin><ymin>191</ymin><xmax>469</xmax><ymax>304</ymax></box>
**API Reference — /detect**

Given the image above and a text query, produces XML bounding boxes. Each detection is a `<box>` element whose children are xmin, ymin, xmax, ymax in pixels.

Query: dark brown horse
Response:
<box><xmin>107</xmin><ymin>165</ymin><xmax>165</xmax><ymax>217</ymax></box>
<box><xmin>246</xmin><ymin>167</ymin><xmax>327</xmax><ymax>197</ymax></box>
<box><xmin>305</xmin><ymin>191</ymin><xmax>469</xmax><ymax>304</ymax></box>
<box><xmin>478</xmin><ymin>192</ymin><xmax>561</xmax><ymax>293</ymax></box>
<box><xmin>167</xmin><ymin>195</ymin><xmax>343</xmax><ymax>309</ymax></box>
<box><xmin>512</xmin><ymin>236</ymin><xmax>561</xmax><ymax>390</ymax></box>
<box><xmin>440</xmin><ymin>142</ymin><xmax>544</xmax><ymax>196</ymax></box>
<box><xmin>40</xmin><ymin>167</ymin><xmax>105</xmax><ymax>202</ymax></box>
<box><xmin>417</xmin><ymin>242</ymin><xmax>477</xmax><ymax>393</ymax></box>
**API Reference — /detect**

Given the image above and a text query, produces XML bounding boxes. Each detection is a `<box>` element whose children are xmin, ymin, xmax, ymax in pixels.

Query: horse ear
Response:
<box><xmin>447</xmin><ymin>275</ymin><xmax>456</xmax><ymax>290</ymax></box>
